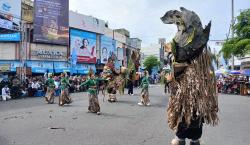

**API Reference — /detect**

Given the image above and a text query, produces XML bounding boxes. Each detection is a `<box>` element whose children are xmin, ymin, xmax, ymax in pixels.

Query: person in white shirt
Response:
<box><xmin>2</xmin><ymin>85</ymin><xmax>11</xmax><ymax>101</ymax></box>
<box><xmin>31</xmin><ymin>81</ymin><xmax>40</xmax><ymax>89</ymax></box>
<box><xmin>31</xmin><ymin>80</ymin><xmax>40</xmax><ymax>96</ymax></box>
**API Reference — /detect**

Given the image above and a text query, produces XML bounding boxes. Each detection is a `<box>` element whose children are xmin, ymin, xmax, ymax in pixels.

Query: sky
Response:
<box><xmin>69</xmin><ymin>0</ymin><xmax>250</xmax><ymax>47</ymax></box>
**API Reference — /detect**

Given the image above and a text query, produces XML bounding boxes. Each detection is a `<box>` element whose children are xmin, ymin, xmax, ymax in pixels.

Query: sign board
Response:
<box><xmin>30</xmin><ymin>43</ymin><xmax>67</xmax><ymax>61</ymax></box>
<box><xmin>33</xmin><ymin>0</ymin><xmax>69</xmax><ymax>45</ymax></box>
<box><xmin>69</xmin><ymin>11</ymin><xmax>105</xmax><ymax>34</ymax></box>
<box><xmin>70</xmin><ymin>29</ymin><xmax>97</xmax><ymax>63</ymax></box>
<box><xmin>0</xmin><ymin>0</ymin><xmax>21</xmax><ymax>26</ymax></box>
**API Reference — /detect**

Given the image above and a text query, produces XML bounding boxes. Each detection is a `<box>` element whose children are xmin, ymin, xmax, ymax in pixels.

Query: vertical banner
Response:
<box><xmin>117</xmin><ymin>47</ymin><xmax>124</xmax><ymax>66</ymax></box>
<box><xmin>100</xmin><ymin>35</ymin><xmax>116</xmax><ymax>64</ymax></box>
<box><xmin>33</xmin><ymin>0</ymin><xmax>69</xmax><ymax>45</ymax></box>
<box><xmin>70</xmin><ymin>29</ymin><xmax>97</xmax><ymax>63</ymax></box>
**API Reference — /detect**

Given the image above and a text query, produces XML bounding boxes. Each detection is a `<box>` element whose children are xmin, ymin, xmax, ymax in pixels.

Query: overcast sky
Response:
<box><xmin>69</xmin><ymin>0</ymin><xmax>250</xmax><ymax>47</ymax></box>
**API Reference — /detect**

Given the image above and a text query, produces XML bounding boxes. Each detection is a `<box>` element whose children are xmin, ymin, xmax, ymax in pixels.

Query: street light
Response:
<box><xmin>231</xmin><ymin>0</ymin><xmax>235</xmax><ymax>70</ymax></box>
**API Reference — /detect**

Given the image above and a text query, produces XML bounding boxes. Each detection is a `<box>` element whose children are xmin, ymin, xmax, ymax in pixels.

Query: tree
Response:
<box><xmin>220</xmin><ymin>9</ymin><xmax>250</xmax><ymax>59</ymax></box>
<box><xmin>143</xmin><ymin>55</ymin><xmax>160</xmax><ymax>74</ymax></box>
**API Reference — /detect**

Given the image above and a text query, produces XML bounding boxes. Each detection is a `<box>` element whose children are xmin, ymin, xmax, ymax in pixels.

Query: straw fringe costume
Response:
<box><xmin>168</xmin><ymin>49</ymin><xmax>218</xmax><ymax>130</ymax></box>
<box><xmin>107</xmin><ymin>78</ymin><xmax>118</xmax><ymax>102</ymax></box>
<box><xmin>45</xmin><ymin>76</ymin><xmax>55</xmax><ymax>104</ymax></box>
<box><xmin>161</xmin><ymin>7</ymin><xmax>218</xmax><ymax>145</ymax></box>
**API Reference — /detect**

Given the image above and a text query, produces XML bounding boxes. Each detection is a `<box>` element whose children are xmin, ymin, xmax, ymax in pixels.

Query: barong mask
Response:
<box><xmin>161</xmin><ymin>7</ymin><xmax>211</xmax><ymax>63</ymax></box>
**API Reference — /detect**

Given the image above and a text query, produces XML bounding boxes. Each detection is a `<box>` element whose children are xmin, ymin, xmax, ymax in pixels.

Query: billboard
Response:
<box><xmin>70</xmin><ymin>29</ymin><xmax>97</xmax><ymax>63</ymax></box>
<box><xmin>100</xmin><ymin>35</ymin><xmax>117</xmax><ymax>64</ymax></box>
<box><xmin>33</xmin><ymin>0</ymin><xmax>69</xmax><ymax>45</ymax></box>
<box><xmin>69</xmin><ymin>11</ymin><xmax>105</xmax><ymax>34</ymax></box>
<box><xmin>0</xmin><ymin>0</ymin><xmax>21</xmax><ymax>41</ymax></box>
<box><xmin>0</xmin><ymin>0</ymin><xmax>21</xmax><ymax>26</ymax></box>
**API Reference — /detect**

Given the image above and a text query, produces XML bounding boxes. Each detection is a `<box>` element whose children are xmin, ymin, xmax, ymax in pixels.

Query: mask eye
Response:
<box><xmin>176</xmin><ymin>15</ymin><xmax>181</xmax><ymax>18</ymax></box>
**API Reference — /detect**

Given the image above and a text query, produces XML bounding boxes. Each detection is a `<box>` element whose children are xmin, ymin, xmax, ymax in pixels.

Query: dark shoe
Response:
<box><xmin>190</xmin><ymin>140</ymin><xmax>204</xmax><ymax>145</ymax></box>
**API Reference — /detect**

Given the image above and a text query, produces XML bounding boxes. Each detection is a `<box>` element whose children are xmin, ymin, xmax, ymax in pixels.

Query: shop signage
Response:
<box><xmin>31</xmin><ymin>49</ymin><xmax>66</xmax><ymax>59</ymax></box>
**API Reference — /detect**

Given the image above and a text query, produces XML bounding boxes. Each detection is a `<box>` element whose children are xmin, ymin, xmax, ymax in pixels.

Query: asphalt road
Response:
<box><xmin>0</xmin><ymin>85</ymin><xmax>250</xmax><ymax>145</ymax></box>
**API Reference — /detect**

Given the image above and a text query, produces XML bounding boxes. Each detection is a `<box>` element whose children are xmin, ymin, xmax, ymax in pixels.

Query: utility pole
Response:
<box><xmin>20</xmin><ymin>20</ymin><xmax>28</xmax><ymax>82</ymax></box>
<box><xmin>231</xmin><ymin>0</ymin><xmax>235</xmax><ymax>70</ymax></box>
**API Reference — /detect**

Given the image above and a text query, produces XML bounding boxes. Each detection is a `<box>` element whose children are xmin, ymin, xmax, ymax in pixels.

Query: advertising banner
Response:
<box><xmin>117</xmin><ymin>47</ymin><xmax>124</xmax><ymax>66</ymax></box>
<box><xmin>69</xmin><ymin>11</ymin><xmax>105</xmax><ymax>34</ymax></box>
<box><xmin>0</xmin><ymin>0</ymin><xmax>21</xmax><ymax>26</ymax></box>
<box><xmin>0</xmin><ymin>0</ymin><xmax>21</xmax><ymax>41</ymax></box>
<box><xmin>70</xmin><ymin>29</ymin><xmax>97</xmax><ymax>63</ymax></box>
<box><xmin>100</xmin><ymin>35</ymin><xmax>116</xmax><ymax>64</ymax></box>
<box><xmin>33</xmin><ymin>0</ymin><xmax>69</xmax><ymax>45</ymax></box>
<box><xmin>0</xmin><ymin>18</ymin><xmax>12</xmax><ymax>29</ymax></box>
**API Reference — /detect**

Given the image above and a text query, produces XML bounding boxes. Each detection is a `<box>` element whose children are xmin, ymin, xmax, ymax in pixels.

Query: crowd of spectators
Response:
<box><xmin>217</xmin><ymin>75</ymin><xmax>250</xmax><ymax>95</ymax></box>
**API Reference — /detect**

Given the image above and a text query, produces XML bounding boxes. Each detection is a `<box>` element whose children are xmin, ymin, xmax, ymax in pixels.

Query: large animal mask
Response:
<box><xmin>161</xmin><ymin>7</ymin><xmax>211</xmax><ymax>63</ymax></box>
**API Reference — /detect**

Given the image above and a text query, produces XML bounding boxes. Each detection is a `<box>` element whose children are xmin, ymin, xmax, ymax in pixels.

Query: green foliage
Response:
<box><xmin>143</xmin><ymin>55</ymin><xmax>160</xmax><ymax>74</ymax></box>
<box><xmin>220</xmin><ymin>9</ymin><xmax>250</xmax><ymax>59</ymax></box>
<box><xmin>234</xmin><ymin>9</ymin><xmax>250</xmax><ymax>38</ymax></box>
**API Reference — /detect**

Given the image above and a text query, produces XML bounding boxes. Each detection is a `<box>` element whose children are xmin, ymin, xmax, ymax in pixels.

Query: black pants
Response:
<box><xmin>128</xmin><ymin>84</ymin><xmax>133</xmax><ymax>94</ymax></box>
<box><xmin>164</xmin><ymin>82</ymin><xmax>170</xmax><ymax>93</ymax></box>
<box><xmin>176</xmin><ymin>118</ymin><xmax>203</xmax><ymax>140</ymax></box>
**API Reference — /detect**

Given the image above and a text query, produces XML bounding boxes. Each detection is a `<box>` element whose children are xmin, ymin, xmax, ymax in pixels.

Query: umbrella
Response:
<box><xmin>229</xmin><ymin>70</ymin><xmax>241</xmax><ymax>75</ymax></box>
<box><xmin>215</xmin><ymin>68</ymin><xmax>229</xmax><ymax>75</ymax></box>
<box><xmin>242</xmin><ymin>69</ymin><xmax>250</xmax><ymax>76</ymax></box>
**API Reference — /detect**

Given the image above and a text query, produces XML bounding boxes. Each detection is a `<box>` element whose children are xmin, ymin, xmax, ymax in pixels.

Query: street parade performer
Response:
<box><xmin>117</xmin><ymin>66</ymin><xmax>127</xmax><ymax>95</ymax></box>
<box><xmin>138</xmin><ymin>70</ymin><xmax>150</xmax><ymax>106</ymax></box>
<box><xmin>161</xmin><ymin>7</ymin><xmax>219</xmax><ymax>145</ymax></box>
<box><xmin>59</xmin><ymin>72</ymin><xmax>72</xmax><ymax>106</ymax></box>
<box><xmin>81</xmin><ymin>71</ymin><xmax>106</xmax><ymax>115</ymax></box>
<box><xmin>45</xmin><ymin>73</ymin><xmax>55</xmax><ymax>104</ymax></box>
<box><xmin>102</xmin><ymin>54</ymin><xmax>120</xmax><ymax>102</ymax></box>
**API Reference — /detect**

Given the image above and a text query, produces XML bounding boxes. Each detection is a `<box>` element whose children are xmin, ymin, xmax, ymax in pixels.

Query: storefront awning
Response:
<box><xmin>77</xmin><ymin>64</ymin><xmax>96</xmax><ymax>74</ymax></box>
<box><xmin>54</xmin><ymin>62</ymin><xmax>70</xmax><ymax>73</ymax></box>
<box><xmin>0</xmin><ymin>60</ymin><xmax>20</xmax><ymax>72</ymax></box>
<box><xmin>26</xmin><ymin>61</ymin><xmax>54</xmax><ymax>73</ymax></box>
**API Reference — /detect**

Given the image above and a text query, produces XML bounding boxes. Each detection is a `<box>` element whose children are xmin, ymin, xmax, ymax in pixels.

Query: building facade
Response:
<box><xmin>0</xmin><ymin>0</ymin><xmax>141</xmax><ymax>75</ymax></box>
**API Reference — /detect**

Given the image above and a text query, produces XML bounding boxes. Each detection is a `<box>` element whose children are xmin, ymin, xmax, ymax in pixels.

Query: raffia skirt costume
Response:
<box><xmin>107</xmin><ymin>79</ymin><xmax>117</xmax><ymax>102</ymax></box>
<box><xmin>167</xmin><ymin>51</ymin><xmax>219</xmax><ymax>139</ymax></box>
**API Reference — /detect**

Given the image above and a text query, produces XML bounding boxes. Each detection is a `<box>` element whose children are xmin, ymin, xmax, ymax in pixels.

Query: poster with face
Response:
<box><xmin>70</xmin><ymin>29</ymin><xmax>97</xmax><ymax>63</ymax></box>
<box><xmin>101</xmin><ymin>35</ymin><xmax>116</xmax><ymax>64</ymax></box>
